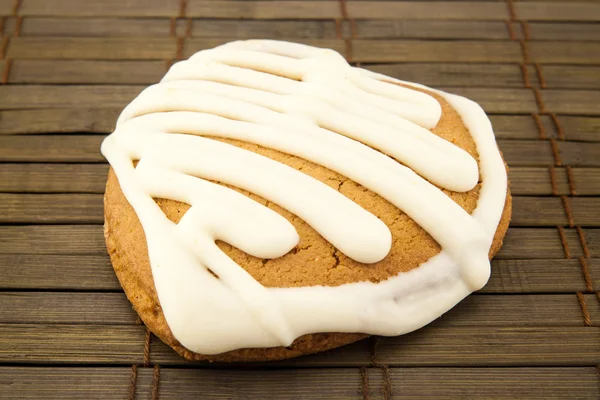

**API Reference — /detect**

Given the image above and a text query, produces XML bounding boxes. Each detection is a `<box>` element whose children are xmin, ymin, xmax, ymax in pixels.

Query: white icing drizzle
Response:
<box><xmin>101</xmin><ymin>40</ymin><xmax>507</xmax><ymax>354</ymax></box>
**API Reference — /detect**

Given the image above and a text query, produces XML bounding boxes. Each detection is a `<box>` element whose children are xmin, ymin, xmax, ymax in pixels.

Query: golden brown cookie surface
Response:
<box><xmin>103</xmin><ymin>87</ymin><xmax>511</xmax><ymax>362</ymax></box>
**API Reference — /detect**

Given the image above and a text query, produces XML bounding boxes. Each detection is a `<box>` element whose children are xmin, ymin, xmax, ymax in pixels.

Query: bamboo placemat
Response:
<box><xmin>0</xmin><ymin>0</ymin><xmax>599</xmax><ymax>399</ymax></box>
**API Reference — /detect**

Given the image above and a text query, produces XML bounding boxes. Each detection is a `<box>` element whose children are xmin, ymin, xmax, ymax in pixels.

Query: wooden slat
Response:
<box><xmin>510</xmin><ymin>197</ymin><xmax>568</xmax><ymax>226</ymax></box>
<box><xmin>0</xmin><ymin>254</ymin><xmax>118</xmax><ymax>290</ymax></box>
<box><xmin>0</xmin><ymin>135</ymin><xmax>105</xmax><ymax>162</ymax></box>
<box><xmin>11</xmin><ymin>61</ymin><xmax>599</xmax><ymax>91</ymax></box>
<box><xmin>0</xmin><ymin>253</ymin><xmax>593</xmax><ymax>294</ymax></box>
<box><xmin>137</xmin><ymin>367</ymin><xmax>366</xmax><ymax>400</ymax></box>
<box><xmin>0</xmin><ymin>109</ymin><xmax>119</xmax><ymax>134</ymax></box>
<box><xmin>528</xmin><ymin>22</ymin><xmax>600</xmax><ymax>41</ymax></box>
<box><xmin>2</xmin><ymin>292</ymin><xmax>592</xmax><ymax>327</ymax></box>
<box><xmin>0</xmin><ymin>194</ymin><xmax>104</xmax><ymax>224</ymax></box>
<box><xmin>557</xmin><ymin>141</ymin><xmax>600</xmax><ymax>167</ymax></box>
<box><xmin>483</xmin><ymin>259</ymin><xmax>593</xmax><ymax>294</ymax></box>
<box><xmin>0</xmin><ymin>193</ymin><xmax>588</xmax><ymax>227</ymax></box>
<box><xmin>18</xmin><ymin>0</ymin><xmax>179</xmax><ymax>17</ymax></box>
<box><xmin>529</xmin><ymin>42</ymin><xmax>600</xmax><ymax>64</ymax></box>
<box><xmin>135</xmin><ymin>367</ymin><xmax>600</xmax><ymax>399</ymax></box>
<box><xmin>490</xmin><ymin>115</ymin><xmax>557</xmax><ymax>140</ymax></box>
<box><xmin>385</xmin><ymin>368</ymin><xmax>600</xmax><ymax>399</ymax></box>
<box><xmin>376</xmin><ymin>326</ymin><xmax>600</xmax><ymax>366</ymax></box>
<box><xmin>189</xmin><ymin>19</ymin><xmax>337</xmax><ymax>38</ymax></box>
<box><xmin>0</xmin><ymin>85</ymin><xmax>142</xmax><ymax>109</ymax></box>
<box><xmin>446</xmin><ymin>88</ymin><xmax>537</xmax><ymax>113</ymax></box>
<box><xmin>540</xmin><ymin>65</ymin><xmax>600</xmax><ymax>90</ymax></box>
<box><xmin>0</xmin><ymin>85</ymin><xmax>542</xmax><ymax>114</ymax></box>
<box><xmin>571</xmin><ymin>197</ymin><xmax>600</xmax><ymax>227</ymax></box>
<box><xmin>6</xmin><ymin>37</ymin><xmax>177</xmax><ymax>60</ymax></box>
<box><xmin>0</xmin><ymin>164</ymin><xmax>108</xmax><ymax>193</ymax></box>
<box><xmin>366</xmin><ymin>63</ymin><xmax>524</xmax><ymax>87</ymax></box>
<box><xmin>8</xmin><ymin>60</ymin><xmax>166</xmax><ymax>84</ymax></box>
<box><xmin>497</xmin><ymin>140</ymin><xmax>553</xmax><ymax>166</ymax></box>
<box><xmin>0</xmin><ymin>292</ymin><xmax>136</xmax><ymax>325</ymax></box>
<box><xmin>583</xmin><ymin>229</ymin><xmax>600</xmax><ymax>258</ymax></box>
<box><xmin>0</xmin><ymin>137</ymin><xmax>577</xmax><ymax>167</ymax></box>
<box><xmin>3</xmin><ymin>164</ymin><xmax>587</xmax><ymax>196</ymax></box>
<box><xmin>352</xmin><ymin>40</ymin><xmax>521</xmax><ymax>63</ymax></box>
<box><xmin>5</xmin><ymin>16</ymin><xmax>173</xmax><ymax>37</ymax></box>
<box><xmin>560</xmin><ymin>116</ymin><xmax>600</xmax><ymax>142</ymax></box>
<box><xmin>5</xmin><ymin>18</ymin><xmax>338</xmax><ymax>39</ymax></box>
<box><xmin>151</xmin><ymin>326</ymin><xmax>600</xmax><ymax>366</ymax></box>
<box><xmin>0</xmin><ymin>110</ymin><xmax>562</xmax><ymax>138</ymax></box>
<box><xmin>496</xmin><ymin>228</ymin><xmax>583</xmax><ymax>259</ymax></box>
<box><xmin>0</xmin><ymin>367</ymin><xmax>138</xmax><ymax>400</ymax></box>
<box><xmin>543</xmin><ymin>89</ymin><xmax>600</xmax><ymax>116</ymax></box>
<box><xmin>186</xmin><ymin>1</ymin><xmax>340</xmax><ymax>19</ymax></box>
<box><xmin>0</xmin><ymin>324</ymin><xmax>146</xmax><ymax>364</ymax></box>
<box><xmin>591</xmin><ymin>258</ymin><xmax>600</xmax><ymax>291</ymax></box>
<box><xmin>508</xmin><ymin>167</ymin><xmax>570</xmax><ymax>196</ymax></box>
<box><xmin>347</xmin><ymin>1</ymin><xmax>507</xmax><ymax>20</ymax></box>
<box><xmin>572</xmin><ymin>168</ymin><xmax>600</xmax><ymax>196</ymax></box>
<box><xmin>515</xmin><ymin>2</ymin><xmax>600</xmax><ymax>22</ymax></box>
<box><xmin>0</xmin><ymin>225</ymin><xmax>581</xmax><ymax>258</ymax></box>
<box><xmin>435</xmin><ymin>294</ymin><xmax>599</xmax><ymax>328</ymax></box>
<box><xmin>0</xmin><ymin>226</ymin><xmax>106</xmax><ymax>254</ymax></box>
<box><xmin>352</xmin><ymin>20</ymin><xmax>510</xmax><ymax>39</ymax></box>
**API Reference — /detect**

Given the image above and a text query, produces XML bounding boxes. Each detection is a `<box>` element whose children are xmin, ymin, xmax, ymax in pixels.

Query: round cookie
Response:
<box><xmin>102</xmin><ymin>40</ymin><xmax>511</xmax><ymax>362</ymax></box>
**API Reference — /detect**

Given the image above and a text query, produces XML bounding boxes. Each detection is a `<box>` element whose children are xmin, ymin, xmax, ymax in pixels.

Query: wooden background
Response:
<box><xmin>0</xmin><ymin>0</ymin><xmax>599</xmax><ymax>398</ymax></box>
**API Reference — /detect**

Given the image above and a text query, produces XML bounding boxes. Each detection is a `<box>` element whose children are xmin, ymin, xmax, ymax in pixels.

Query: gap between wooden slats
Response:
<box><xmin>0</xmin><ymin>366</ymin><xmax>596</xmax><ymax>400</ymax></box>
<box><xmin>1</xmin><ymin>292</ymin><xmax>598</xmax><ymax>328</ymax></box>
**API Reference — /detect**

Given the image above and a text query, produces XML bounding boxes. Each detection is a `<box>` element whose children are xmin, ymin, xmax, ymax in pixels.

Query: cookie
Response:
<box><xmin>102</xmin><ymin>40</ymin><xmax>511</xmax><ymax>362</ymax></box>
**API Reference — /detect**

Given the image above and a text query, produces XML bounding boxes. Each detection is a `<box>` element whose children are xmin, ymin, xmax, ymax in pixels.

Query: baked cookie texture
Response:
<box><xmin>104</xmin><ymin>86</ymin><xmax>512</xmax><ymax>362</ymax></box>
